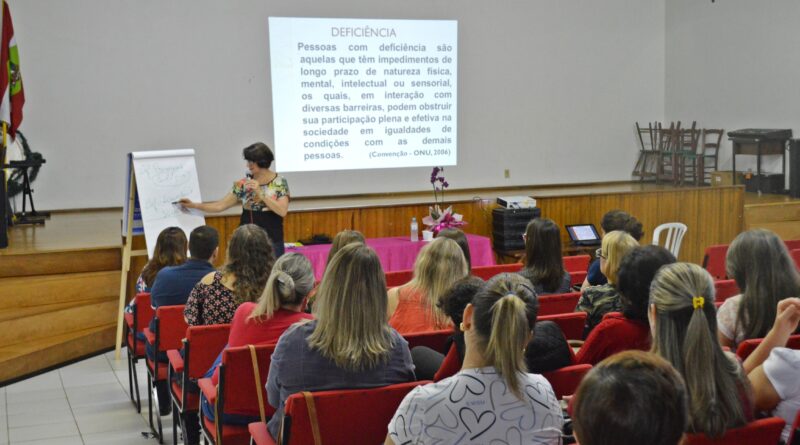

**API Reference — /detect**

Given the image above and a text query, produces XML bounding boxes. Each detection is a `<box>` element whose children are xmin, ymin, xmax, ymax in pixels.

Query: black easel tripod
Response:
<box><xmin>4</xmin><ymin>158</ymin><xmax>49</xmax><ymax>225</ymax></box>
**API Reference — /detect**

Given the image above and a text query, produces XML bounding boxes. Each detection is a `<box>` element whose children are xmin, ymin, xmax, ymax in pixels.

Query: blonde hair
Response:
<box><xmin>249</xmin><ymin>253</ymin><xmax>314</xmax><ymax>320</ymax></box>
<box><xmin>601</xmin><ymin>230</ymin><xmax>639</xmax><ymax>284</ymax></box>
<box><xmin>406</xmin><ymin>237</ymin><xmax>468</xmax><ymax>328</ymax></box>
<box><xmin>308</xmin><ymin>243</ymin><xmax>394</xmax><ymax>371</ymax></box>
<box><xmin>325</xmin><ymin>230</ymin><xmax>366</xmax><ymax>267</ymax></box>
<box><xmin>472</xmin><ymin>274</ymin><xmax>538</xmax><ymax>399</ymax></box>
<box><xmin>650</xmin><ymin>263</ymin><xmax>748</xmax><ymax>437</ymax></box>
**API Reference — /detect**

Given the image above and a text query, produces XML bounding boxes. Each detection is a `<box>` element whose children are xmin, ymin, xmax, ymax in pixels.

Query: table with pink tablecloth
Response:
<box><xmin>287</xmin><ymin>234</ymin><xmax>495</xmax><ymax>280</ymax></box>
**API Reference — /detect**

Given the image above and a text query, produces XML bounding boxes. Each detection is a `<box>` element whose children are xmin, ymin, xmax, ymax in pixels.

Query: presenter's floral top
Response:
<box><xmin>232</xmin><ymin>175</ymin><xmax>290</xmax><ymax>212</ymax></box>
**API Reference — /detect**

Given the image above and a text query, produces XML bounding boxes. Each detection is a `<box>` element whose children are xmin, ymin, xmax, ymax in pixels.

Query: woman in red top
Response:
<box><xmin>208</xmin><ymin>252</ymin><xmax>315</xmax><ymax>385</ymax></box>
<box><xmin>388</xmin><ymin>237</ymin><xmax>468</xmax><ymax>334</ymax></box>
<box><xmin>575</xmin><ymin>245</ymin><xmax>675</xmax><ymax>365</ymax></box>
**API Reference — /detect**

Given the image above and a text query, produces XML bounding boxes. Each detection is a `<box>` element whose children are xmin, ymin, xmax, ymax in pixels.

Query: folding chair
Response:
<box><xmin>249</xmin><ymin>381</ymin><xmax>427</xmax><ymax>445</ymax></box>
<box><xmin>144</xmin><ymin>305</ymin><xmax>188</xmax><ymax>443</ymax></box>
<box><xmin>735</xmin><ymin>334</ymin><xmax>800</xmax><ymax>361</ymax></box>
<box><xmin>384</xmin><ymin>269</ymin><xmax>413</xmax><ymax>288</ymax></box>
<box><xmin>538</xmin><ymin>292</ymin><xmax>581</xmax><ymax>316</ymax></box>
<box><xmin>168</xmin><ymin>324</ymin><xmax>230</xmax><ymax>445</ymax></box>
<box><xmin>538</xmin><ymin>312</ymin><xmax>587</xmax><ymax>341</ymax></box>
<box><xmin>124</xmin><ymin>292</ymin><xmax>153</xmax><ymax>413</ymax></box>
<box><xmin>542</xmin><ymin>364</ymin><xmax>592</xmax><ymax>399</ymax></box>
<box><xmin>714</xmin><ymin>279</ymin><xmax>740</xmax><ymax>304</ymax></box>
<box><xmin>684</xmin><ymin>417</ymin><xmax>785</xmax><ymax>445</ymax></box>
<box><xmin>402</xmin><ymin>328</ymin><xmax>453</xmax><ymax>354</ymax></box>
<box><xmin>702</xmin><ymin>244</ymin><xmax>729</xmax><ymax>280</ymax></box>
<box><xmin>198</xmin><ymin>344</ymin><xmax>277</xmax><ymax>445</ymax></box>
<box><xmin>471</xmin><ymin>263</ymin><xmax>522</xmax><ymax>281</ymax></box>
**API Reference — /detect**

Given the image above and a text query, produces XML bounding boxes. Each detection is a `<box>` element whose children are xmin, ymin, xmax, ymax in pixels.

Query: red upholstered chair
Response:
<box><xmin>562</xmin><ymin>255</ymin><xmax>590</xmax><ymax>274</ymax></box>
<box><xmin>144</xmin><ymin>305</ymin><xmax>188</xmax><ymax>443</ymax></box>
<box><xmin>787</xmin><ymin>410</ymin><xmax>800</xmax><ymax>445</ymax></box>
<box><xmin>538</xmin><ymin>312</ymin><xmax>587</xmax><ymax>340</ymax></box>
<box><xmin>542</xmin><ymin>364</ymin><xmax>591</xmax><ymax>399</ymax></box>
<box><xmin>199</xmin><ymin>344</ymin><xmax>277</xmax><ymax>445</ymax></box>
<box><xmin>735</xmin><ymin>334</ymin><xmax>800</xmax><ymax>361</ymax></box>
<box><xmin>471</xmin><ymin>263</ymin><xmax>521</xmax><ymax>280</ymax></box>
<box><xmin>250</xmin><ymin>381</ymin><xmax>428</xmax><ymax>445</ymax></box>
<box><xmin>538</xmin><ymin>292</ymin><xmax>581</xmax><ymax>316</ymax></box>
<box><xmin>684</xmin><ymin>417</ymin><xmax>785</xmax><ymax>445</ymax></box>
<box><xmin>384</xmin><ymin>269</ymin><xmax>413</xmax><ymax>287</ymax></box>
<box><xmin>714</xmin><ymin>279</ymin><xmax>741</xmax><ymax>304</ymax></box>
<box><xmin>569</xmin><ymin>270</ymin><xmax>587</xmax><ymax>287</ymax></box>
<box><xmin>785</xmin><ymin>239</ymin><xmax>800</xmax><ymax>251</ymax></box>
<box><xmin>702</xmin><ymin>244</ymin><xmax>729</xmax><ymax>280</ymax></box>
<box><xmin>124</xmin><ymin>292</ymin><xmax>153</xmax><ymax>413</ymax></box>
<box><xmin>791</xmin><ymin>248</ymin><xmax>800</xmax><ymax>271</ymax></box>
<box><xmin>403</xmin><ymin>328</ymin><xmax>453</xmax><ymax>354</ymax></box>
<box><xmin>168</xmin><ymin>324</ymin><xmax>230</xmax><ymax>445</ymax></box>
<box><xmin>433</xmin><ymin>343</ymin><xmax>461</xmax><ymax>382</ymax></box>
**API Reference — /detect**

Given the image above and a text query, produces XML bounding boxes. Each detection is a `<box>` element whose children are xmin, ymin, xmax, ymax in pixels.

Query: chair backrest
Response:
<box><xmin>279</xmin><ymin>381</ymin><xmax>427</xmax><ymax>445</ymax></box>
<box><xmin>184</xmin><ymin>324</ymin><xmax>231</xmax><ymax>380</ymax></box>
<box><xmin>218</xmin><ymin>344</ymin><xmax>277</xmax><ymax>419</ymax></box>
<box><xmin>471</xmin><ymin>263</ymin><xmax>521</xmax><ymax>281</ymax></box>
<box><xmin>784</xmin><ymin>239</ymin><xmax>800</xmax><ymax>251</ymax></box>
<box><xmin>538</xmin><ymin>292</ymin><xmax>581</xmax><ymax>316</ymax></box>
<box><xmin>402</xmin><ymin>329</ymin><xmax>453</xmax><ymax>354</ymax></box>
<box><xmin>542</xmin><ymin>364</ymin><xmax>592</xmax><ymax>399</ymax></box>
<box><xmin>133</xmin><ymin>292</ymin><xmax>154</xmax><ymax>332</ymax></box>
<box><xmin>570</xmin><ymin>270</ymin><xmax>587</xmax><ymax>287</ymax></box>
<box><xmin>791</xmin><ymin>249</ymin><xmax>800</xmax><ymax>271</ymax></box>
<box><xmin>787</xmin><ymin>409</ymin><xmax>800</xmax><ymax>445</ymax></box>
<box><xmin>714</xmin><ymin>279</ymin><xmax>741</xmax><ymax>304</ymax></box>
<box><xmin>701</xmin><ymin>129</ymin><xmax>724</xmax><ymax>157</ymax></box>
<box><xmin>155</xmin><ymin>305</ymin><xmax>189</xmax><ymax>352</ymax></box>
<box><xmin>684</xmin><ymin>417</ymin><xmax>785</xmax><ymax>445</ymax></box>
<box><xmin>652</xmin><ymin>222</ymin><xmax>688</xmax><ymax>258</ymax></box>
<box><xmin>562</xmin><ymin>255</ymin><xmax>591</xmax><ymax>273</ymax></box>
<box><xmin>538</xmin><ymin>312</ymin><xmax>587</xmax><ymax>340</ymax></box>
<box><xmin>384</xmin><ymin>269</ymin><xmax>413</xmax><ymax>288</ymax></box>
<box><xmin>735</xmin><ymin>334</ymin><xmax>800</xmax><ymax>361</ymax></box>
<box><xmin>702</xmin><ymin>244</ymin><xmax>729</xmax><ymax>280</ymax></box>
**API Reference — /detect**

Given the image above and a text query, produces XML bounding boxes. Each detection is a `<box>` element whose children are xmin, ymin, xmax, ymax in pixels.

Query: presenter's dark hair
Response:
<box><xmin>601</xmin><ymin>209</ymin><xmax>644</xmax><ymax>241</ymax></box>
<box><xmin>617</xmin><ymin>245</ymin><xmax>676</xmax><ymax>324</ymax></box>
<box><xmin>189</xmin><ymin>225</ymin><xmax>219</xmax><ymax>261</ymax></box>
<box><xmin>573</xmin><ymin>350</ymin><xmax>688</xmax><ymax>445</ymax></box>
<box><xmin>243</xmin><ymin>142</ymin><xmax>274</xmax><ymax>168</ymax></box>
<box><xmin>436</xmin><ymin>228</ymin><xmax>472</xmax><ymax>269</ymax></box>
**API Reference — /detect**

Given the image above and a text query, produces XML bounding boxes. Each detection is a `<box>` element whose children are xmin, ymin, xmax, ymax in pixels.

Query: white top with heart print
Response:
<box><xmin>388</xmin><ymin>367</ymin><xmax>563</xmax><ymax>445</ymax></box>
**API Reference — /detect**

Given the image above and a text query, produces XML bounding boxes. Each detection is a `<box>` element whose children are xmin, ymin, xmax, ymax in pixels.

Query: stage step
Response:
<box><xmin>0</xmin><ymin>246</ymin><xmax>120</xmax><ymax>278</ymax></box>
<box><xmin>744</xmin><ymin>196</ymin><xmax>800</xmax><ymax>240</ymax></box>
<box><xmin>0</xmin><ymin>323</ymin><xmax>117</xmax><ymax>384</ymax></box>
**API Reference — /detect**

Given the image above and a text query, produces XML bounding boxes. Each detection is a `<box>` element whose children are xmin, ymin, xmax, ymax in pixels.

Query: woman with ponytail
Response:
<box><xmin>204</xmin><ymin>253</ymin><xmax>314</xmax><ymax>394</ymax></box>
<box><xmin>387</xmin><ymin>274</ymin><xmax>563</xmax><ymax>445</ymax></box>
<box><xmin>649</xmin><ymin>263</ymin><xmax>753</xmax><ymax>438</ymax></box>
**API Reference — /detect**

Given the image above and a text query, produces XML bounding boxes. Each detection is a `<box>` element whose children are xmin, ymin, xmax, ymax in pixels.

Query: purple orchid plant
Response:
<box><xmin>422</xmin><ymin>166</ymin><xmax>466</xmax><ymax>234</ymax></box>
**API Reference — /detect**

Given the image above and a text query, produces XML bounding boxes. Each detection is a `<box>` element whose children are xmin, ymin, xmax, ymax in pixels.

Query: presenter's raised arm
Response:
<box><xmin>178</xmin><ymin>193</ymin><xmax>238</xmax><ymax>214</ymax></box>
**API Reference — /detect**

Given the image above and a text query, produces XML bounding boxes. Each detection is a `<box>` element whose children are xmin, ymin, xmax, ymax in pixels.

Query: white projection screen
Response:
<box><xmin>269</xmin><ymin>17</ymin><xmax>458</xmax><ymax>173</ymax></box>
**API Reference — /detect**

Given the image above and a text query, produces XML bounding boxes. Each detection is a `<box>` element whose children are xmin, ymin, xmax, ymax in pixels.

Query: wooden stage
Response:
<box><xmin>0</xmin><ymin>181</ymin><xmax>783</xmax><ymax>384</ymax></box>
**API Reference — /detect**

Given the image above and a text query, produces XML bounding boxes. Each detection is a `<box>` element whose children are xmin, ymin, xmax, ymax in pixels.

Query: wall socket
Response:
<box><xmin>504</xmin><ymin>169</ymin><xmax>510</xmax><ymax>178</ymax></box>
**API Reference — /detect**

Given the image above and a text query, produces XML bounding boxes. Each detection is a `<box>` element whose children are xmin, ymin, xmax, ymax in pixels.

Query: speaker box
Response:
<box><xmin>791</xmin><ymin>139</ymin><xmax>800</xmax><ymax>198</ymax></box>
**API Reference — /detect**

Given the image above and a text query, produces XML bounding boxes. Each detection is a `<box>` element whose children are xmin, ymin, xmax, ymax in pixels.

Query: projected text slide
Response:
<box><xmin>269</xmin><ymin>17</ymin><xmax>457</xmax><ymax>172</ymax></box>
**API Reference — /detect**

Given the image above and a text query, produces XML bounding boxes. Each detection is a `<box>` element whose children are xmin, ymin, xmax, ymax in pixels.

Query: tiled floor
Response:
<box><xmin>1</xmin><ymin>349</ymin><xmax>178</xmax><ymax>444</ymax></box>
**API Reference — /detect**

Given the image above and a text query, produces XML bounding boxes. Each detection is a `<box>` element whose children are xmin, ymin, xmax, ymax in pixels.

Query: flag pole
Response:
<box><xmin>0</xmin><ymin>0</ymin><xmax>7</xmax><ymax>248</ymax></box>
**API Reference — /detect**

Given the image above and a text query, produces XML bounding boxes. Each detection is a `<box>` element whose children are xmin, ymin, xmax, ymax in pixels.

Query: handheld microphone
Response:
<box><xmin>246</xmin><ymin>172</ymin><xmax>253</xmax><ymax>179</ymax></box>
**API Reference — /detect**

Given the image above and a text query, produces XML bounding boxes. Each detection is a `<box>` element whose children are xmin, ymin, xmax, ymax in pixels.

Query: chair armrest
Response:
<box><xmin>197</xmin><ymin>377</ymin><xmax>217</xmax><ymax>405</ymax></box>
<box><xmin>143</xmin><ymin>328</ymin><xmax>156</xmax><ymax>345</ymax></box>
<box><xmin>248</xmin><ymin>422</ymin><xmax>276</xmax><ymax>445</ymax></box>
<box><xmin>167</xmin><ymin>350</ymin><xmax>184</xmax><ymax>374</ymax></box>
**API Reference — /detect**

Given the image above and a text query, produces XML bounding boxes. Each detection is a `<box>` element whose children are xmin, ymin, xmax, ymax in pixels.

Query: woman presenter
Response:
<box><xmin>180</xmin><ymin>143</ymin><xmax>290</xmax><ymax>257</ymax></box>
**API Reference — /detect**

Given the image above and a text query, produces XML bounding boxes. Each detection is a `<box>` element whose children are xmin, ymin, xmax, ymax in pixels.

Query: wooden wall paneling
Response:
<box><xmin>0</xmin><ymin>248</ymin><xmax>120</xmax><ymax>278</ymax></box>
<box><xmin>0</xmin><ymin>299</ymin><xmax>118</xmax><ymax>346</ymax></box>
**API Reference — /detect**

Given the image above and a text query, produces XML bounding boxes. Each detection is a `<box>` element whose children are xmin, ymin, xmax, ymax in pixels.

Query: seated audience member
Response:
<box><xmin>575</xmin><ymin>230</ymin><xmax>638</xmax><ymax>337</ymax></box>
<box><xmin>388</xmin><ymin>237</ymin><xmax>468</xmax><ymax>334</ymax></box>
<box><xmin>306</xmin><ymin>229</ymin><xmax>365</xmax><ymax>311</ymax></box>
<box><xmin>650</xmin><ymin>263</ymin><xmax>753</xmax><ymax>438</ymax></box>
<box><xmin>133</xmin><ymin>226</ymin><xmax>187</xmax><ymax>296</ymax></box>
<box><xmin>744</xmin><ymin>297</ymin><xmax>800</xmax><ymax>444</ymax></box>
<box><xmin>145</xmin><ymin>225</ymin><xmax>218</xmax><ymax>417</ymax></box>
<box><xmin>518</xmin><ymin>218</ymin><xmax>571</xmax><ymax>294</ymax></box>
<box><xmin>200</xmin><ymin>253</ymin><xmax>315</xmax><ymax>424</ymax></box>
<box><xmin>572</xmin><ymin>350</ymin><xmax>689</xmax><ymax>445</ymax></box>
<box><xmin>436</xmin><ymin>228</ymin><xmax>472</xmax><ymax>269</ymax></box>
<box><xmin>184</xmin><ymin>224</ymin><xmax>275</xmax><ymax>326</ymax></box>
<box><xmin>718</xmin><ymin>229</ymin><xmax>800</xmax><ymax>348</ymax></box>
<box><xmin>582</xmin><ymin>210</ymin><xmax>644</xmax><ymax>289</ymax></box>
<box><xmin>266</xmin><ymin>243</ymin><xmax>415</xmax><ymax>439</ymax></box>
<box><xmin>575</xmin><ymin>245</ymin><xmax>675</xmax><ymax>365</ymax></box>
<box><xmin>387</xmin><ymin>274</ymin><xmax>564</xmax><ymax>445</ymax></box>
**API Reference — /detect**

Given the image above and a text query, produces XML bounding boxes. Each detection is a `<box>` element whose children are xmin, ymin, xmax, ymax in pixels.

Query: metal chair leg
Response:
<box><xmin>133</xmin><ymin>360</ymin><xmax>141</xmax><ymax>413</ymax></box>
<box><xmin>172</xmin><ymin>400</ymin><xmax>179</xmax><ymax>445</ymax></box>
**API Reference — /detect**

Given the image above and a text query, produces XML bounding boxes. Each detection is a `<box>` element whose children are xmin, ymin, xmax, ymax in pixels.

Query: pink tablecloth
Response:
<box><xmin>287</xmin><ymin>234</ymin><xmax>495</xmax><ymax>281</ymax></box>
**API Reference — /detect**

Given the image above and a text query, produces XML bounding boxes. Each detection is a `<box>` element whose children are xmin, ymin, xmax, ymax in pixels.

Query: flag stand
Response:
<box><xmin>0</xmin><ymin>122</ymin><xmax>8</xmax><ymax>248</ymax></box>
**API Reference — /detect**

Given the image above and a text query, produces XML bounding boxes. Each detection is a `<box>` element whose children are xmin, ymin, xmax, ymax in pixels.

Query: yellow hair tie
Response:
<box><xmin>692</xmin><ymin>296</ymin><xmax>705</xmax><ymax>309</ymax></box>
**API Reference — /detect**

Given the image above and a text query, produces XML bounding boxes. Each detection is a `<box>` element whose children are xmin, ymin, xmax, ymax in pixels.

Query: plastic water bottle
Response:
<box><xmin>410</xmin><ymin>217</ymin><xmax>419</xmax><ymax>242</ymax></box>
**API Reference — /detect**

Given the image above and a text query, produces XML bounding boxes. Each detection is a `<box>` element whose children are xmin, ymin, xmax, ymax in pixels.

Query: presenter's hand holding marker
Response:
<box><xmin>176</xmin><ymin>198</ymin><xmax>195</xmax><ymax>212</ymax></box>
